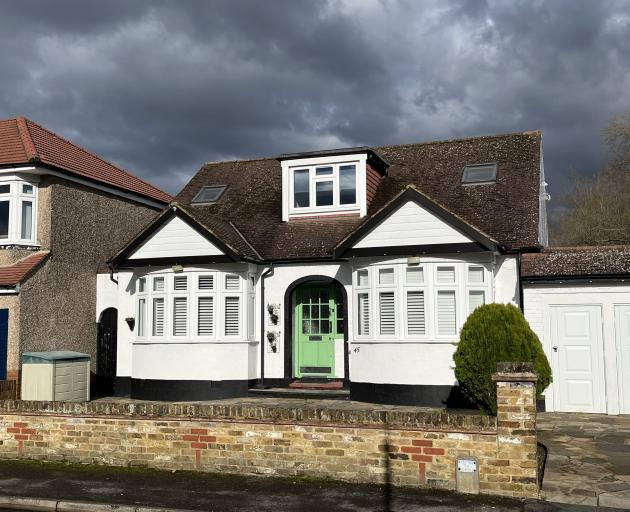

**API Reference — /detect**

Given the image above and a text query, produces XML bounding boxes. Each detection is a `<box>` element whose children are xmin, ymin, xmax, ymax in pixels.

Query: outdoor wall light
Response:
<box><xmin>172</xmin><ymin>264</ymin><xmax>184</xmax><ymax>273</ymax></box>
<box><xmin>125</xmin><ymin>317</ymin><xmax>135</xmax><ymax>331</ymax></box>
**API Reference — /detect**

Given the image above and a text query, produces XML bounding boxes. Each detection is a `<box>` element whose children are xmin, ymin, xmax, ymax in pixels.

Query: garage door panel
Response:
<box><xmin>615</xmin><ymin>305</ymin><xmax>630</xmax><ymax>414</ymax></box>
<box><xmin>552</xmin><ymin>305</ymin><xmax>605</xmax><ymax>413</ymax></box>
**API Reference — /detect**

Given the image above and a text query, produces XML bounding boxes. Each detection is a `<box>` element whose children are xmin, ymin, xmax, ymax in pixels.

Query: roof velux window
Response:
<box><xmin>192</xmin><ymin>185</ymin><xmax>227</xmax><ymax>204</ymax></box>
<box><xmin>462</xmin><ymin>163</ymin><xmax>497</xmax><ymax>184</ymax></box>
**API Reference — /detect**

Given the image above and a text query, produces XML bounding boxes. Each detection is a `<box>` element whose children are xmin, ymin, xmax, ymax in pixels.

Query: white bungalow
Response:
<box><xmin>97</xmin><ymin>132</ymin><xmax>550</xmax><ymax>406</ymax></box>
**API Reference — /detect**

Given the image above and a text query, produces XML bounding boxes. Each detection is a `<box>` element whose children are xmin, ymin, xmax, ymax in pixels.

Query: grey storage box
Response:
<box><xmin>21</xmin><ymin>351</ymin><xmax>90</xmax><ymax>402</ymax></box>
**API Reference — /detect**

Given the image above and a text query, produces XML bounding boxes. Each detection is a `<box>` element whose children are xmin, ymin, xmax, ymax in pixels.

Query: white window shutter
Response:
<box><xmin>225</xmin><ymin>274</ymin><xmax>240</xmax><ymax>290</ymax></box>
<box><xmin>198</xmin><ymin>275</ymin><xmax>214</xmax><ymax>290</ymax></box>
<box><xmin>173</xmin><ymin>297</ymin><xmax>188</xmax><ymax>336</ymax></box>
<box><xmin>407</xmin><ymin>291</ymin><xmax>425</xmax><ymax>335</ymax></box>
<box><xmin>173</xmin><ymin>275</ymin><xmax>188</xmax><ymax>290</ymax></box>
<box><xmin>198</xmin><ymin>297</ymin><xmax>214</xmax><ymax>336</ymax></box>
<box><xmin>137</xmin><ymin>298</ymin><xmax>146</xmax><ymax>337</ymax></box>
<box><xmin>225</xmin><ymin>297</ymin><xmax>240</xmax><ymax>336</ymax></box>
<box><xmin>437</xmin><ymin>291</ymin><xmax>456</xmax><ymax>335</ymax></box>
<box><xmin>357</xmin><ymin>270</ymin><xmax>369</xmax><ymax>287</ymax></box>
<box><xmin>406</xmin><ymin>267</ymin><xmax>424</xmax><ymax>284</ymax></box>
<box><xmin>153</xmin><ymin>277</ymin><xmax>165</xmax><ymax>292</ymax></box>
<box><xmin>468</xmin><ymin>266</ymin><xmax>484</xmax><ymax>284</ymax></box>
<box><xmin>152</xmin><ymin>298</ymin><xmax>165</xmax><ymax>336</ymax></box>
<box><xmin>437</xmin><ymin>266</ymin><xmax>455</xmax><ymax>283</ymax></box>
<box><xmin>357</xmin><ymin>293</ymin><xmax>370</xmax><ymax>335</ymax></box>
<box><xmin>379</xmin><ymin>268</ymin><xmax>395</xmax><ymax>286</ymax></box>
<box><xmin>379</xmin><ymin>292</ymin><xmax>395</xmax><ymax>335</ymax></box>
<box><xmin>468</xmin><ymin>290</ymin><xmax>485</xmax><ymax>314</ymax></box>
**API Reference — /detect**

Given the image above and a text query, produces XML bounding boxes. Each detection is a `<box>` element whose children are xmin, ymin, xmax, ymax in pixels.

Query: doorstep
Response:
<box><xmin>247</xmin><ymin>387</ymin><xmax>350</xmax><ymax>400</ymax></box>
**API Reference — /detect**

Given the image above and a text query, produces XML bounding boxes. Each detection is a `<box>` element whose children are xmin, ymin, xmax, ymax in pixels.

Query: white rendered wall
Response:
<box><xmin>493</xmin><ymin>256</ymin><xmax>520</xmax><ymax>306</ymax></box>
<box><xmin>523</xmin><ymin>282</ymin><xmax>630</xmax><ymax>415</ymax></box>
<box><xmin>128</xmin><ymin>216</ymin><xmax>224</xmax><ymax>259</ymax></box>
<box><xmin>353</xmin><ymin>200</ymin><xmax>472</xmax><ymax>249</ymax></box>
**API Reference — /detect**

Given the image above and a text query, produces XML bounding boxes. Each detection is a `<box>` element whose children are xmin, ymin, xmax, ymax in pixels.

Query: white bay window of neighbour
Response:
<box><xmin>354</xmin><ymin>261</ymin><xmax>491</xmax><ymax>341</ymax></box>
<box><xmin>135</xmin><ymin>270</ymin><xmax>252</xmax><ymax>342</ymax></box>
<box><xmin>0</xmin><ymin>178</ymin><xmax>38</xmax><ymax>244</ymax></box>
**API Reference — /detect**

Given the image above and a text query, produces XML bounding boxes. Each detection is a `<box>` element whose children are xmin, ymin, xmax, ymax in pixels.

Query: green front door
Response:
<box><xmin>294</xmin><ymin>284</ymin><xmax>343</xmax><ymax>378</ymax></box>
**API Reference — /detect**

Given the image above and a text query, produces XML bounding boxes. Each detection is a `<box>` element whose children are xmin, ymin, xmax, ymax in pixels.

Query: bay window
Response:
<box><xmin>354</xmin><ymin>260</ymin><xmax>492</xmax><ymax>341</ymax></box>
<box><xmin>135</xmin><ymin>269</ymin><xmax>252</xmax><ymax>342</ymax></box>
<box><xmin>0</xmin><ymin>177</ymin><xmax>38</xmax><ymax>245</ymax></box>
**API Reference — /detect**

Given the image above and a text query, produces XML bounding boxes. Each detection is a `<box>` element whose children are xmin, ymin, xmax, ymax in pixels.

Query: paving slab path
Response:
<box><xmin>537</xmin><ymin>412</ymin><xmax>630</xmax><ymax>508</ymax></box>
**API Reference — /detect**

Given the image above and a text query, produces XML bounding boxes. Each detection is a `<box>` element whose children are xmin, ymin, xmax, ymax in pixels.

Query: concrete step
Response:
<box><xmin>248</xmin><ymin>387</ymin><xmax>350</xmax><ymax>400</ymax></box>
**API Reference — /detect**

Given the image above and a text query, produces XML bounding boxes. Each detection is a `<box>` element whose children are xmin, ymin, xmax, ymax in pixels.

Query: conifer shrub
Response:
<box><xmin>453</xmin><ymin>303</ymin><xmax>551</xmax><ymax>414</ymax></box>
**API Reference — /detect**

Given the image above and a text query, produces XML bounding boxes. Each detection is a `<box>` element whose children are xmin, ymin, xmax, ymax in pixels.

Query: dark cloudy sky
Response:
<box><xmin>1</xmin><ymin>1</ymin><xmax>629</xmax><ymax>212</ymax></box>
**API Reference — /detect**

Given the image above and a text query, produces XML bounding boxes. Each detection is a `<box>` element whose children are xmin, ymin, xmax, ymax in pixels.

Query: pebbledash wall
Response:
<box><xmin>0</xmin><ymin>365</ymin><xmax>539</xmax><ymax>499</ymax></box>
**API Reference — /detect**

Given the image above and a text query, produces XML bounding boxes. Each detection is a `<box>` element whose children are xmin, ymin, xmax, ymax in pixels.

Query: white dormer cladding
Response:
<box><xmin>281</xmin><ymin>153</ymin><xmax>368</xmax><ymax>220</ymax></box>
<box><xmin>128</xmin><ymin>216</ymin><xmax>224</xmax><ymax>260</ymax></box>
<box><xmin>352</xmin><ymin>200</ymin><xmax>473</xmax><ymax>249</ymax></box>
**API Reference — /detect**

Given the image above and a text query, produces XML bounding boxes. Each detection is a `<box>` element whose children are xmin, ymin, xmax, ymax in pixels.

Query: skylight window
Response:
<box><xmin>462</xmin><ymin>164</ymin><xmax>497</xmax><ymax>184</ymax></box>
<box><xmin>192</xmin><ymin>185</ymin><xmax>227</xmax><ymax>204</ymax></box>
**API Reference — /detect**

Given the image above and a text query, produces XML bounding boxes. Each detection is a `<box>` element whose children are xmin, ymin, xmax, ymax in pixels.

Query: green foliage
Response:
<box><xmin>453</xmin><ymin>303</ymin><xmax>552</xmax><ymax>414</ymax></box>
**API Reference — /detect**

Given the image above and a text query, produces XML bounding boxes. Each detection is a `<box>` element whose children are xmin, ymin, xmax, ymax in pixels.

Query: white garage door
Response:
<box><xmin>615</xmin><ymin>305</ymin><xmax>630</xmax><ymax>414</ymax></box>
<box><xmin>551</xmin><ymin>305</ymin><xmax>606</xmax><ymax>413</ymax></box>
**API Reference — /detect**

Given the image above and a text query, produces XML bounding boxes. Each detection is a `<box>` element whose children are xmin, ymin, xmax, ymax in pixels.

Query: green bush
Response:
<box><xmin>453</xmin><ymin>303</ymin><xmax>551</xmax><ymax>414</ymax></box>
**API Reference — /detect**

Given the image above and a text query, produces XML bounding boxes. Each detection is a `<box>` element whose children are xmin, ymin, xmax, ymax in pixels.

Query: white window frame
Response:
<box><xmin>375</xmin><ymin>266</ymin><xmax>397</xmax><ymax>338</ymax></box>
<box><xmin>281</xmin><ymin>153</ymin><xmax>368</xmax><ymax>220</ymax></box>
<box><xmin>0</xmin><ymin>174</ymin><xmax>39</xmax><ymax>246</ymax></box>
<box><xmin>433</xmin><ymin>265</ymin><xmax>458</xmax><ymax>339</ymax></box>
<box><xmin>404</xmin><ymin>265</ymin><xmax>428</xmax><ymax>338</ymax></box>
<box><xmin>134</xmin><ymin>269</ymin><xmax>249</xmax><ymax>343</ymax></box>
<box><xmin>354</xmin><ymin>267</ymin><xmax>371</xmax><ymax>338</ymax></box>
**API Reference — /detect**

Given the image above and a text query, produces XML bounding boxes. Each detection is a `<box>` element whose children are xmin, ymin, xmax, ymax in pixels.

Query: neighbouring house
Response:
<box><xmin>99</xmin><ymin>130</ymin><xmax>551</xmax><ymax>405</ymax></box>
<box><xmin>0</xmin><ymin>117</ymin><xmax>171</xmax><ymax>394</ymax></box>
<box><xmin>522</xmin><ymin>245</ymin><xmax>630</xmax><ymax>415</ymax></box>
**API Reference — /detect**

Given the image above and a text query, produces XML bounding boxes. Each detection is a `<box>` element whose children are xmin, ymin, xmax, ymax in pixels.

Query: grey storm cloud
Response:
<box><xmin>1</xmin><ymin>0</ymin><xmax>629</xmax><ymax>213</ymax></box>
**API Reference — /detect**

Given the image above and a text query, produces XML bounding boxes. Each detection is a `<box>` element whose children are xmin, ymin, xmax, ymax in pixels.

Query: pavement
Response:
<box><xmin>538</xmin><ymin>412</ymin><xmax>630</xmax><ymax>509</ymax></box>
<box><xmin>0</xmin><ymin>459</ymin><xmax>625</xmax><ymax>512</ymax></box>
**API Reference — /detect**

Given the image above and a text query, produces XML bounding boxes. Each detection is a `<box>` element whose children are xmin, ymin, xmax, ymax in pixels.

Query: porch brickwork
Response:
<box><xmin>0</xmin><ymin>366</ymin><xmax>539</xmax><ymax>499</ymax></box>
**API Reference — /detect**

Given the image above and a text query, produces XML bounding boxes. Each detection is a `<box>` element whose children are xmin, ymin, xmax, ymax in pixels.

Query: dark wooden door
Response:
<box><xmin>0</xmin><ymin>309</ymin><xmax>8</xmax><ymax>380</ymax></box>
<box><xmin>96</xmin><ymin>308</ymin><xmax>117</xmax><ymax>396</ymax></box>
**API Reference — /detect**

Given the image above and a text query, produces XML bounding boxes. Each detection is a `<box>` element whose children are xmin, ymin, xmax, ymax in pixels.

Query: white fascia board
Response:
<box><xmin>16</xmin><ymin>166</ymin><xmax>167</xmax><ymax>209</ymax></box>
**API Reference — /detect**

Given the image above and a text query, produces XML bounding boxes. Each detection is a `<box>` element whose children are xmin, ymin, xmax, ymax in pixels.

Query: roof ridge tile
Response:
<box><xmin>15</xmin><ymin>117</ymin><xmax>39</xmax><ymax>161</ymax></box>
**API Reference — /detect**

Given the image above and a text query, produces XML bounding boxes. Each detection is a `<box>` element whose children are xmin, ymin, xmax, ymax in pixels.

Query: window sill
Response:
<box><xmin>133</xmin><ymin>339</ymin><xmax>254</xmax><ymax>345</ymax></box>
<box><xmin>0</xmin><ymin>242</ymin><xmax>41</xmax><ymax>249</ymax></box>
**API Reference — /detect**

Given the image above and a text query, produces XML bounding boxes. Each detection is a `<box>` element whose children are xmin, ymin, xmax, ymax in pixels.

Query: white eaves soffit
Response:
<box><xmin>128</xmin><ymin>215</ymin><xmax>224</xmax><ymax>259</ymax></box>
<box><xmin>352</xmin><ymin>200</ymin><xmax>473</xmax><ymax>249</ymax></box>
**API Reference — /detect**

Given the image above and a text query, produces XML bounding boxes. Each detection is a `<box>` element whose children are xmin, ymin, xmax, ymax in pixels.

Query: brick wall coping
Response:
<box><xmin>0</xmin><ymin>399</ymin><xmax>498</xmax><ymax>433</ymax></box>
<box><xmin>491</xmin><ymin>371</ymin><xmax>538</xmax><ymax>383</ymax></box>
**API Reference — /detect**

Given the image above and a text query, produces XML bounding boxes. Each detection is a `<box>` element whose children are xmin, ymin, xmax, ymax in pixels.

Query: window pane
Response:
<box><xmin>198</xmin><ymin>297</ymin><xmax>214</xmax><ymax>336</ymax></box>
<box><xmin>0</xmin><ymin>185</ymin><xmax>10</xmax><ymax>194</ymax></box>
<box><xmin>153</xmin><ymin>276</ymin><xmax>165</xmax><ymax>292</ymax></box>
<box><xmin>379</xmin><ymin>268</ymin><xmax>395</xmax><ymax>286</ymax></box>
<box><xmin>406</xmin><ymin>267</ymin><xmax>424</xmax><ymax>284</ymax></box>
<box><xmin>407</xmin><ymin>291</ymin><xmax>425</xmax><ymax>335</ymax></box>
<box><xmin>225</xmin><ymin>274</ymin><xmax>240</xmax><ymax>290</ymax></box>
<box><xmin>379</xmin><ymin>292</ymin><xmax>395</xmax><ymax>335</ymax></box>
<box><xmin>173</xmin><ymin>275</ymin><xmax>187</xmax><ymax>291</ymax></box>
<box><xmin>469</xmin><ymin>290</ymin><xmax>485</xmax><ymax>314</ymax></box>
<box><xmin>248</xmin><ymin>293</ymin><xmax>255</xmax><ymax>340</ymax></box>
<box><xmin>468</xmin><ymin>266</ymin><xmax>484</xmax><ymax>284</ymax></box>
<box><xmin>225</xmin><ymin>297</ymin><xmax>240</xmax><ymax>336</ymax></box>
<box><xmin>152</xmin><ymin>298</ymin><xmax>165</xmax><ymax>336</ymax></box>
<box><xmin>339</xmin><ymin>164</ymin><xmax>356</xmax><ymax>205</ymax></box>
<box><xmin>436</xmin><ymin>266</ymin><xmax>455</xmax><ymax>283</ymax></box>
<box><xmin>437</xmin><ymin>291</ymin><xmax>456</xmax><ymax>335</ymax></box>
<box><xmin>293</xmin><ymin>169</ymin><xmax>310</xmax><ymax>207</ymax></box>
<box><xmin>20</xmin><ymin>201</ymin><xmax>33</xmax><ymax>239</ymax></box>
<box><xmin>462</xmin><ymin>164</ymin><xmax>497</xmax><ymax>184</ymax></box>
<box><xmin>0</xmin><ymin>201</ymin><xmax>8</xmax><ymax>239</ymax></box>
<box><xmin>138</xmin><ymin>278</ymin><xmax>146</xmax><ymax>293</ymax></box>
<box><xmin>198</xmin><ymin>275</ymin><xmax>214</xmax><ymax>290</ymax></box>
<box><xmin>191</xmin><ymin>185</ymin><xmax>226</xmax><ymax>204</ymax></box>
<box><xmin>357</xmin><ymin>269</ymin><xmax>369</xmax><ymax>287</ymax></box>
<box><xmin>173</xmin><ymin>297</ymin><xmax>187</xmax><ymax>336</ymax></box>
<box><xmin>22</xmin><ymin>184</ymin><xmax>33</xmax><ymax>195</ymax></box>
<box><xmin>315</xmin><ymin>181</ymin><xmax>333</xmax><ymax>206</ymax></box>
<box><xmin>358</xmin><ymin>293</ymin><xmax>370</xmax><ymax>335</ymax></box>
<box><xmin>137</xmin><ymin>298</ymin><xmax>146</xmax><ymax>337</ymax></box>
<box><xmin>315</xmin><ymin>166</ymin><xmax>333</xmax><ymax>176</ymax></box>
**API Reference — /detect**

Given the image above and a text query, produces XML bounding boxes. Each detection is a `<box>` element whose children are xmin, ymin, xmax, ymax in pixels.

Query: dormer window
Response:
<box><xmin>280</xmin><ymin>148</ymin><xmax>388</xmax><ymax>221</ymax></box>
<box><xmin>292</xmin><ymin>163</ymin><xmax>357</xmax><ymax>210</ymax></box>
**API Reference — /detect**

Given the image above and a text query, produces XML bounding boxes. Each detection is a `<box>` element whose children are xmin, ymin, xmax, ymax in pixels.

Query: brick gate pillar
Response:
<box><xmin>492</xmin><ymin>362</ymin><xmax>539</xmax><ymax>498</ymax></box>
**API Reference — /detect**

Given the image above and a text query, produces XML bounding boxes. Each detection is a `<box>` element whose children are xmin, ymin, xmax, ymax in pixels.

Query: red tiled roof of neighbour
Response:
<box><xmin>0</xmin><ymin>117</ymin><xmax>172</xmax><ymax>204</ymax></box>
<box><xmin>176</xmin><ymin>131</ymin><xmax>543</xmax><ymax>260</ymax></box>
<box><xmin>0</xmin><ymin>251</ymin><xmax>50</xmax><ymax>287</ymax></box>
<box><xmin>521</xmin><ymin>245</ymin><xmax>630</xmax><ymax>279</ymax></box>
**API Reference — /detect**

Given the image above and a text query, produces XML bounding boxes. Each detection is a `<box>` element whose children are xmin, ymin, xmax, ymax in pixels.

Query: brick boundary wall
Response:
<box><xmin>0</xmin><ymin>364</ymin><xmax>539</xmax><ymax>498</ymax></box>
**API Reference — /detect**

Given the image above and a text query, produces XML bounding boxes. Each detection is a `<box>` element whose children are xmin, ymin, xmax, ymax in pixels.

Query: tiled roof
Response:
<box><xmin>0</xmin><ymin>117</ymin><xmax>171</xmax><ymax>204</ymax></box>
<box><xmin>521</xmin><ymin>245</ymin><xmax>630</xmax><ymax>279</ymax></box>
<box><xmin>0</xmin><ymin>251</ymin><xmax>50</xmax><ymax>287</ymax></box>
<box><xmin>176</xmin><ymin>131</ymin><xmax>543</xmax><ymax>260</ymax></box>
